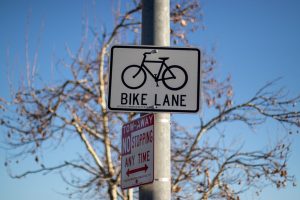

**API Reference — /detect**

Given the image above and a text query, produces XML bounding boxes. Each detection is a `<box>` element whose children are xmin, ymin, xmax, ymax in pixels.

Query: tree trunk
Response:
<box><xmin>201</xmin><ymin>193</ymin><xmax>208</xmax><ymax>200</ymax></box>
<box><xmin>108</xmin><ymin>183</ymin><xmax>118</xmax><ymax>200</ymax></box>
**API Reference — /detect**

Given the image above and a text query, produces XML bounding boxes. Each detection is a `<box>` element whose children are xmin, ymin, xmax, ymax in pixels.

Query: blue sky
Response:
<box><xmin>1</xmin><ymin>0</ymin><xmax>300</xmax><ymax>200</ymax></box>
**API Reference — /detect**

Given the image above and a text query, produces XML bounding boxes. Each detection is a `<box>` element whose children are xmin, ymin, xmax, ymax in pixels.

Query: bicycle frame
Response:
<box><xmin>133</xmin><ymin>54</ymin><xmax>175</xmax><ymax>83</ymax></box>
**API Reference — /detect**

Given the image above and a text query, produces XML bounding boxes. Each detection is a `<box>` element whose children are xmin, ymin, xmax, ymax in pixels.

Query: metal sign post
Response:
<box><xmin>139</xmin><ymin>0</ymin><xmax>171</xmax><ymax>199</ymax></box>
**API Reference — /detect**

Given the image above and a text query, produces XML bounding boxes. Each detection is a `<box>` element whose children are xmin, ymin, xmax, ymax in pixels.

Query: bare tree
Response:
<box><xmin>0</xmin><ymin>1</ymin><xmax>299</xmax><ymax>200</ymax></box>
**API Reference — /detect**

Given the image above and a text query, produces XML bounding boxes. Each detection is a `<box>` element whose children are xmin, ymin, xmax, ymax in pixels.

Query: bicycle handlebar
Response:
<box><xmin>143</xmin><ymin>50</ymin><xmax>158</xmax><ymax>56</ymax></box>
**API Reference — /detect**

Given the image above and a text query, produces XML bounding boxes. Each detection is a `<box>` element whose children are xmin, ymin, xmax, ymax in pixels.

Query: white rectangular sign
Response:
<box><xmin>108</xmin><ymin>45</ymin><xmax>201</xmax><ymax>113</ymax></box>
<box><xmin>121</xmin><ymin>114</ymin><xmax>154</xmax><ymax>189</ymax></box>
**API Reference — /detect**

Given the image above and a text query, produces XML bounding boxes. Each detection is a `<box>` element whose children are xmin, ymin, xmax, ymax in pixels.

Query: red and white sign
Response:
<box><xmin>121</xmin><ymin>114</ymin><xmax>154</xmax><ymax>189</ymax></box>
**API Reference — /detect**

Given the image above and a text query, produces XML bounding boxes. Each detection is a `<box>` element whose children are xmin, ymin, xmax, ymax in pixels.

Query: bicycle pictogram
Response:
<box><xmin>121</xmin><ymin>50</ymin><xmax>188</xmax><ymax>91</ymax></box>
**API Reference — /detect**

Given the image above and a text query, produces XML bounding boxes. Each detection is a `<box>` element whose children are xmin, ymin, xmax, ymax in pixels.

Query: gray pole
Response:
<box><xmin>139</xmin><ymin>0</ymin><xmax>171</xmax><ymax>200</ymax></box>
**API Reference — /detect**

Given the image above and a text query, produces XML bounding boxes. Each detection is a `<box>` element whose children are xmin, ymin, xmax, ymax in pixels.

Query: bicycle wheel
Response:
<box><xmin>162</xmin><ymin>65</ymin><xmax>188</xmax><ymax>90</ymax></box>
<box><xmin>121</xmin><ymin>65</ymin><xmax>147</xmax><ymax>89</ymax></box>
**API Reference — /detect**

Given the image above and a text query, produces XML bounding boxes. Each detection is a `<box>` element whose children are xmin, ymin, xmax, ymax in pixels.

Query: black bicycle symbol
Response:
<box><xmin>121</xmin><ymin>50</ymin><xmax>188</xmax><ymax>91</ymax></box>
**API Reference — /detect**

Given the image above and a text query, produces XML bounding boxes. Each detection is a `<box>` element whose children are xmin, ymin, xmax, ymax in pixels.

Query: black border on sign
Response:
<box><xmin>108</xmin><ymin>45</ymin><xmax>201</xmax><ymax>113</ymax></box>
<box><xmin>121</xmin><ymin>114</ymin><xmax>155</xmax><ymax>189</ymax></box>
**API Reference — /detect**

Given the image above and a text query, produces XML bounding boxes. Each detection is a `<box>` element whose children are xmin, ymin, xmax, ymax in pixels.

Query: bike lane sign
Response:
<box><xmin>121</xmin><ymin>114</ymin><xmax>154</xmax><ymax>189</ymax></box>
<box><xmin>108</xmin><ymin>45</ymin><xmax>201</xmax><ymax>113</ymax></box>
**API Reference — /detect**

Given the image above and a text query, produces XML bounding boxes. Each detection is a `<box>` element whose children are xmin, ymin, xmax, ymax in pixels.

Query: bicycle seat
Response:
<box><xmin>158</xmin><ymin>57</ymin><xmax>169</xmax><ymax>61</ymax></box>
